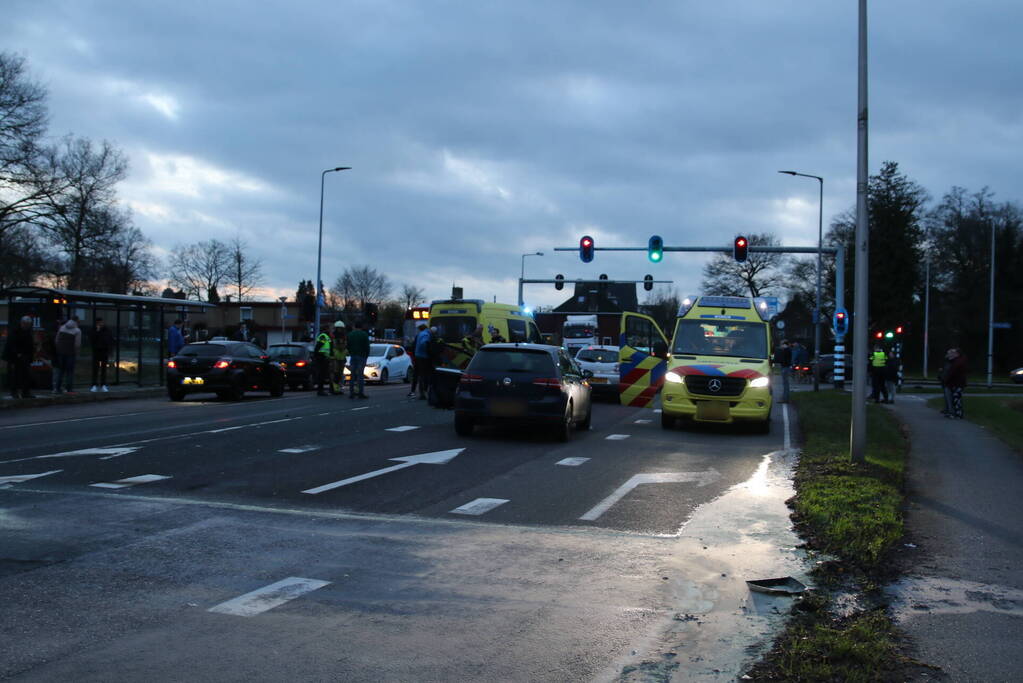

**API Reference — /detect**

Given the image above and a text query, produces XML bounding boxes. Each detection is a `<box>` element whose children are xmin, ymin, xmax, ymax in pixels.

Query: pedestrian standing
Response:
<box><xmin>168</xmin><ymin>319</ymin><xmax>185</xmax><ymax>357</ymax></box>
<box><xmin>330</xmin><ymin>321</ymin><xmax>348</xmax><ymax>395</ymax></box>
<box><xmin>414</xmin><ymin>323</ymin><xmax>432</xmax><ymax>399</ymax></box>
<box><xmin>347</xmin><ymin>320</ymin><xmax>370</xmax><ymax>399</ymax></box>
<box><xmin>408</xmin><ymin>324</ymin><xmax>428</xmax><ymax>398</ymax></box>
<box><xmin>232</xmin><ymin>322</ymin><xmax>252</xmax><ymax>343</ymax></box>
<box><xmin>939</xmin><ymin>348</ymin><xmax>955</xmax><ymax>415</ymax></box>
<box><xmin>90</xmin><ymin>317</ymin><xmax>114</xmax><ymax>392</ymax></box>
<box><xmin>3</xmin><ymin>316</ymin><xmax>36</xmax><ymax>399</ymax></box>
<box><xmin>869</xmin><ymin>344</ymin><xmax>888</xmax><ymax>403</ymax></box>
<box><xmin>773</xmin><ymin>340</ymin><xmax>792</xmax><ymax>403</ymax></box>
<box><xmin>54</xmin><ymin>316</ymin><xmax>82</xmax><ymax>393</ymax></box>
<box><xmin>883</xmin><ymin>351</ymin><xmax>900</xmax><ymax>404</ymax></box>
<box><xmin>944</xmin><ymin>348</ymin><xmax>968</xmax><ymax>419</ymax></box>
<box><xmin>461</xmin><ymin>324</ymin><xmax>484</xmax><ymax>360</ymax></box>
<box><xmin>313</xmin><ymin>323</ymin><xmax>332</xmax><ymax>396</ymax></box>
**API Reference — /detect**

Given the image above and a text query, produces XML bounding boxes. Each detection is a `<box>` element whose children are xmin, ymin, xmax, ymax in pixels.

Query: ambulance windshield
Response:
<box><xmin>672</xmin><ymin>320</ymin><xmax>767</xmax><ymax>359</ymax></box>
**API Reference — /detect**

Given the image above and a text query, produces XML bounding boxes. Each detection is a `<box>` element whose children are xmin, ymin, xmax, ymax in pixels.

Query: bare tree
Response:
<box><xmin>167</xmin><ymin>239</ymin><xmax>230</xmax><ymax>301</ymax></box>
<box><xmin>227</xmin><ymin>236</ymin><xmax>264</xmax><ymax>301</ymax></box>
<box><xmin>331</xmin><ymin>265</ymin><xmax>391</xmax><ymax>309</ymax></box>
<box><xmin>400</xmin><ymin>283</ymin><xmax>426</xmax><ymax>310</ymax></box>
<box><xmin>40</xmin><ymin>136</ymin><xmax>128</xmax><ymax>289</ymax></box>
<box><xmin>700</xmin><ymin>232</ymin><xmax>787</xmax><ymax>298</ymax></box>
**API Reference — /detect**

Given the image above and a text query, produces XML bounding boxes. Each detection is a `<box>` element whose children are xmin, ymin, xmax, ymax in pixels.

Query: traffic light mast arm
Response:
<box><xmin>554</xmin><ymin>245</ymin><xmax>839</xmax><ymax>255</ymax></box>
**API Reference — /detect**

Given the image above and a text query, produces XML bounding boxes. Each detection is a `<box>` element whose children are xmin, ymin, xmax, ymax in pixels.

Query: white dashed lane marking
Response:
<box><xmin>605</xmin><ymin>434</ymin><xmax>631</xmax><ymax>440</ymax></box>
<box><xmin>386</xmin><ymin>426</ymin><xmax>420</xmax><ymax>432</ymax></box>
<box><xmin>90</xmin><ymin>474</ymin><xmax>172</xmax><ymax>489</ymax></box>
<box><xmin>208</xmin><ymin>577</ymin><xmax>331</xmax><ymax>617</ymax></box>
<box><xmin>0</xmin><ymin>470</ymin><xmax>62</xmax><ymax>485</ymax></box>
<box><xmin>278</xmin><ymin>445</ymin><xmax>320</xmax><ymax>454</ymax></box>
<box><xmin>450</xmin><ymin>498</ymin><xmax>509</xmax><ymax>516</ymax></box>
<box><xmin>556</xmin><ymin>457</ymin><xmax>590</xmax><ymax>467</ymax></box>
<box><xmin>633</xmin><ymin>419</ymin><xmax>651</xmax><ymax>424</ymax></box>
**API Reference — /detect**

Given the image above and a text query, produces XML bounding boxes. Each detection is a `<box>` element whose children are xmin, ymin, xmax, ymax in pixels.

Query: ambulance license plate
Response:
<box><xmin>696</xmin><ymin>400</ymin><xmax>729</xmax><ymax>421</ymax></box>
<box><xmin>183</xmin><ymin>377</ymin><xmax>204</xmax><ymax>386</ymax></box>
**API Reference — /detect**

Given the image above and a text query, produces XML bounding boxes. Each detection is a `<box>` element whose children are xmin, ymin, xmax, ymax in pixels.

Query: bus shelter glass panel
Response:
<box><xmin>140</xmin><ymin>307</ymin><xmax>163</xmax><ymax>385</ymax></box>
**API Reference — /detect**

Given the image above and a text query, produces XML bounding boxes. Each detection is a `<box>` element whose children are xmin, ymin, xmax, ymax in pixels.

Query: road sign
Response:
<box><xmin>992</xmin><ymin>322</ymin><xmax>1012</xmax><ymax>329</ymax></box>
<box><xmin>760</xmin><ymin>296</ymin><xmax>780</xmax><ymax>319</ymax></box>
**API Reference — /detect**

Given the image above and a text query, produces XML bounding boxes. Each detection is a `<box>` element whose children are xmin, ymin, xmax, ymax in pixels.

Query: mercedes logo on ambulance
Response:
<box><xmin>707</xmin><ymin>378</ymin><xmax>722</xmax><ymax>393</ymax></box>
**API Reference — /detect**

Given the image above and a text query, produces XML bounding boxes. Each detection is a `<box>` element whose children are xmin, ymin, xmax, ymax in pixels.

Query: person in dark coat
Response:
<box><xmin>883</xmin><ymin>351</ymin><xmax>900</xmax><ymax>404</ymax></box>
<box><xmin>90</xmin><ymin>317</ymin><xmax>114</xmax><ymax>392</ymax></box>
<box><xmin>944</xmin><ymin>348</ymin><xmax>968</xmax><ymax>419</ymax></box>
<box><xmin>3</xmin><ymin>316</ymin><xmax>36</xmax><ymax>399</ymax></box>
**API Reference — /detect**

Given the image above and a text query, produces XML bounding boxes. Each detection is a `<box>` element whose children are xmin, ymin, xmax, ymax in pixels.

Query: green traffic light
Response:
<box><xmin>885</xmin><ymin>331</ymin><xmax>894</xmax><ymax>339</ymax></box>
<box><xmin>649</xmin><ymin>252</ymin><xmax>662</xmax><ymax>262</ymax></box>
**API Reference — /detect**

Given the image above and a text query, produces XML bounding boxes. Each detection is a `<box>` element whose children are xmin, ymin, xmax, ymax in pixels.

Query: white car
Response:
<box><xmin>345</xmin><ymin>343</ymin><xmax>412</xmax><ymax>384</ymax></box>
<box><xmin>574</xmin><ymin>345</ymin><xmax>620</xmax><ymax>396</ymax></box>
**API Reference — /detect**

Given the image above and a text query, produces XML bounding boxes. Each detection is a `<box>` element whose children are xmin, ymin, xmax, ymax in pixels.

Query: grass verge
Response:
<box><xmin>926</xmin><ymin>395</ymin><xmax>1023</xmax><ymax>452</ymax></box>
<box><xmin>745</xmin><ymin>391</ymin><xmax>917</xmax><ymax>681</ymax></box>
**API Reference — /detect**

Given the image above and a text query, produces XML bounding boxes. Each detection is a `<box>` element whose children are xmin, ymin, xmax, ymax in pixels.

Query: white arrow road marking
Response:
<box><xmin>579</xmin><ymin>470</ymin><xmax>721</xmax><ymax>521</ymax></box>
<box><xmin>450</xmin><ymin>498</ymin><xmax>509</xmax><ymax>516</ymax></box>
<box><xmin>5</xmin><ymin>446</ymin><xmax>141</xmax><ymax>465</ymax></box>
<box><xmin>0</xmin><ymin>469</ymin><xmax>62</xmax><ymax>485</ymax></box>
<box><xmin>208</xmin><ymin>577</ymin><xmax>331</xmax><ymax>617</ymax></box>
<box><xmin>90</xmin><ymin>474</ymin><xmax>172</xmax><ymax>489</ymax></box>
<box><xmin>278</xmin><ymin>445</ymin><xmax>320</xmax><ymax>454</ymax></box>
<box><xmin>301</xmin><ymin>448</ymin><xmax>465</xmax><ymax>494</ymax></box>
<box><xmin>556</xmin><ymin>457</ymin><xmax>590</xmax><ymax>467</ymax></box>
<box><xmin>605</xmin><ymin>434</ymin><xmax>631</xmax><ymax>440</ymax></box>
<box><xmin>385</xmin><ymin>425</ymin><xmax>419</xmax><ymax>432</ymax></box>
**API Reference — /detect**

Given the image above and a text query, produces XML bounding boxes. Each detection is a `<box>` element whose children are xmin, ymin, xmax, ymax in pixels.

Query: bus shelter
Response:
<box><xmin>1</xmin><ymin>287</ymin><xmax>214</xmax><ymax>388</ymax></box>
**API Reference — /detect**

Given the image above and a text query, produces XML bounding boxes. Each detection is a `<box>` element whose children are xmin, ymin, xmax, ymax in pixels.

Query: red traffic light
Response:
<box><xmin>733</xmin><ymin>235</ymin><xmax>748</xmax><ymax>262</ymax></box>
<box><xmin>875</xmin><ymin>331</ymin><xmax>884</xmax><ymax>339</ymax></box>
<box><xmin>736</xmin><ymin>238</ymin><xmax>746</xmax><ymax>247</ymax></box>
<box><xmin>895</xmin><ymin>325</ymin><xmax>904</xmax><ymax>334</ymax></box>
<box><xmin>836</xmin><ymin>311</ymin><xmax>846</xmax><ymax>320</ymax></box>
<box><xmin>579</xmin><ymin>235</ymin><xmax>595</xmax><ymax>263</ymax></box>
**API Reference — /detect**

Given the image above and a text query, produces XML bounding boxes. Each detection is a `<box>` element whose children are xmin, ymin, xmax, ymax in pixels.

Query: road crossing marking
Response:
<box><xmin>450</xmin><ymin>498</ymin><xmax>509</xmax><ymax>516</ymax></box>
<box><xmin>386</xmin><ymin>425</ymin><xmax>420</xmax><ymax>432</ymax></box>
<box><xmin>605</xmin><ymin>434</ymin><xmax>630</xmax><ymax>440</ymax></box>
<box><xmin>556</xmin><ymin>457</ymin><xmax>590</xmax><ymax>467</ymax></box>
<box><xmin>0</xmin><ymin>469</ymin><xmax>62</xmax><ymax>486</ymax></box>
<box><xmin>90</xmin><ymin>474</ymin><xmax>172</xmax><ymax>489</ymax></box>
<box><xmin>279</xmin><ymin>445</ymin><xmax>321</xmax><ymax>454</ymax></box>
<box><xmin>301</xmin><ymin>448</ymin><xmax>465</xmax><ymax>494</ymax></box>
<box><xmin>633</xmin><ymin>419</ymin><xmax>652</xmax><ymax>424</ymax></box>
<box><xmin>208</xmin><ymin>577</ymin><xmax>331</xmax><ymax>617</ymax></box>
<box><xmin>579</xmin><ymin>470</ymin><xmax>721</xmax><ymax>521</ymax></box>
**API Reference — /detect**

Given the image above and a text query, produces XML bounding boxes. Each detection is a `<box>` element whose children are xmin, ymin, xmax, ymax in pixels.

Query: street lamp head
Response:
<box><xmin>536</xmin><ymin>251</ymin><xmax>544</xmax><ymax>256</ymax></box>
<box><xmin>334</xmin><ymin>166</ymin><xmax>351</xmax><ymax>171</ymax></box>
<box><xmin>778</xmin><ymin>170</ymin><xmax>797</xmax><ymax>175</ymax></box>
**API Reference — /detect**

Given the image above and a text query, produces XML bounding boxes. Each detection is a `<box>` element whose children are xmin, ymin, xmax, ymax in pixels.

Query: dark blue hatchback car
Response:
<box><xmin>453</xmin><ymin>343</ymin><xmax>592</xmax><ymax>441</ymax></box>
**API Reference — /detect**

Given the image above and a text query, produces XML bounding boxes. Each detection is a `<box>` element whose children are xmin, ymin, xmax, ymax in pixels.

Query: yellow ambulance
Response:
<box><xmin>428</xmin><ymin>298</ymin><xmax>543</xmax><ymax>369</ymax></box>
<box><xmin>619</xmin><ymin>295</ymin><xmax>773</xmax><ymax>432</ymax></box>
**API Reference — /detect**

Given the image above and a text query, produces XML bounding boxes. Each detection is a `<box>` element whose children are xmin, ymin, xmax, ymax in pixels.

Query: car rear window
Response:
<box><xmin>179</xmin><ymin>344</ymin><xmax>227</xmax><ymax>357</ymax></box>
<box><xmin>576</xmin><ymin>349</ymin><xmax>618</xmax><ymax>363</ymax></box>
<box><xmin>469</xmin><ymin>349</ymin><xmax>556</xmax><ymax>374</ymax></box>
<box><xmin>268</xmin><ymin>346</ymin><xmax>308</xmax><ymax>360</ymax></box>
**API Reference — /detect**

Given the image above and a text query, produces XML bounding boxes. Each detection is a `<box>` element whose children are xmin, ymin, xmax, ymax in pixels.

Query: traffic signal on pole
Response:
<box><xmin>733</xmin><ymin>235</ymin><xmax>748</xmax><ymax>262</ymax></box>
<box><xmin>875</xmin><ymin>331</ymin><xmax>884</xmax><ymax>340</ymax></box>
<box><xmin>895</xmin><ymin>325</ymin><xmax>904</xmax><ymax>335</ymax></box>
<box><xmin>834</xmin><ymin>309</ymin><xmax>848</xmax><ymax>336</ymax></box>
<box><xmin>579</xmin><ymin>235</ymin><xmax>595</xmax><ymax>263</ymax></box>
<box><xmin>364</xmin><ymin>302</ymin><xmax>378</xmax><ymax>324</ymax></box>
<box><xmin>643</xmin><ymin>274</ymin><xmax>654</xmax><ymax>291</ymax></box>
<box><xmin>647</xmin><ymin>235</ymin><xmax>663</xmax><ymax>263</ymax></box>
<box><xmin>554</xmin><ymin>274</ymin><xmax>565</xmax><ymax>291</ymax></box>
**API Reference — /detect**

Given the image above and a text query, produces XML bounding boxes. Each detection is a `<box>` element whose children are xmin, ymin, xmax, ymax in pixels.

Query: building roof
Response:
<box><xmin>552</xmin><ymin>281</ymin><xmax>638</xmax><ymax>314</ymax></box>
<box><xmin>1</xmin><ymin>286</ymin><xmax>215</xmax><ymax>309</ymax></box>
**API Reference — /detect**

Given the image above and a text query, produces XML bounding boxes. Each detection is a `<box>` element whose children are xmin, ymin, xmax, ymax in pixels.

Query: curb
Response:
<box><xmin>1</xmin><ymin>387</ymin><xmax>167</xmax><ymax>410</ymax></box>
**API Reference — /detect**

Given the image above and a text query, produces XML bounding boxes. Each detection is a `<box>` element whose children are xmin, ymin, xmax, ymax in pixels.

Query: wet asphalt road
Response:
<box><xmin>0</xmin><ymin>383</ymin><xmax>795</xmax><ymax>681</ymax></box>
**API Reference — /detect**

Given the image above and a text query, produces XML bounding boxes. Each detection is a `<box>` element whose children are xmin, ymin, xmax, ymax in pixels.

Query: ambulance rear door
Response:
<box><xmin>618</xmin><ymin>312</ymin><xmax>670</xmax><ymax>407</ymax></box>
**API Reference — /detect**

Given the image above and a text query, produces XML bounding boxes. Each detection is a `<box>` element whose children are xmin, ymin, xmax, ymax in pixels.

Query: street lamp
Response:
<box><xmin>279</xmin><ymin>296</ymin><xmax>288</xmax><ymax>342</ymax></box>
<box><xmin>779</xmin><ymin>170</ymin><xmax>824</xmax><ymax>392</ymax></box>
<box><xmin>315</xmin><ymin>166</ymin><xmax>351</xmax><ymax>337</ymax></box>
<box><xmin>518</xmin><ymin>251</ymin><xmax>544</xmax><ymax>307</ymax></box>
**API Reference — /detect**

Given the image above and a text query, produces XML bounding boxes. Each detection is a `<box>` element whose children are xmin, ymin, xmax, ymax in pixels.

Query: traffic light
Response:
<box><xmin>301</xmin><ymin>294</ymin><xmax>315</xmax><ymax>321</ymax></box>
<box><xmin>647</xmin><ymin>235</ymin><xmax>663</xmax><ymax>263</ymax></box>
<box><xmin>834</xmin><ymin>309</ymin><xmax>848</xmax><ymax>336</ymax></box>
<box><xmin>579</xmin><ymin>235</ymin><xmax>595</xmax><ymax>263</ymax></box>
<box><xmin>875</xmin><ymin>331</ymin><xmax>884</xmax><ymax>340</ymax></box>
<box><xmin>643</xmin><ymin>274</ymin><xmax>654</xmax><ymax>291</ymax></box>
<box><xmin>895</xmin><ymin>325</ymin><xmax>904</xmax><ymax>335</ymax></box>
<box><xmin>733</xmin><ymin>235</ymin><xmax>748</xmax><ymax>262</ymax></box>
<box><xmin>554</xmin><ymin>274</ymin><xmax>565</xmax><ymax>291</ymax></box>
<box><xmin>365</xmin><ymin>302</ymin><xmax>378</xmax><ymax>324</ymax></box>
<box><xmin>598</xmin><ymin>273</ymin><xmax>608</xmax><ymax>294</ymax></box>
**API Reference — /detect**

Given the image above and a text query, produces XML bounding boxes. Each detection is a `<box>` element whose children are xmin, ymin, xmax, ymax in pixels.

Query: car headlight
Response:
<box><xmin>1012</xmin><ymin>369</ymin><xmax>1023</xmax><ymax>375</ymax></box>
<box><xmin>664</xmin><ymin>372</ymin><xmax>683</xmax><ymax>384</ymax></box>
<box><xmin>366</xmin><ymin>362</ymin><xmax>379</xmax><ymax>368</ymax></box>
<box><xmin>749</xmin><ymin>376</ymin><xmax>770</xmax><ymax>388</ymax></box>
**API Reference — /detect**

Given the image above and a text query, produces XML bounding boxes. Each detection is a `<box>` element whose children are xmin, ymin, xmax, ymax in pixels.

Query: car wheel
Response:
<box><xmin>824</xmin><ymin>371</ymin><xmax>834</xmax><ymax>384</ymax></box>
<box><xmin>380</xmin><ymin>369</ymin><xmax>389</xmax><ymax>385</ymax></box>
<box><xmin>661</xmin><ymin>411</ymin><xmax>675</xmax><ymax>429</ymax></box>
<box><xmin>556</xmin><ymin>404</ymin><xmax>573</xmax><ymax>442</ymax></box>
<box><xmin>227</xmin><ymin>379</ymin><xmax>245</xmax><ymax>401</ymax></box>
<box><xmin>289</xmin><ymin>383</ymin><xmax>299</xmax><ymax>392</ymax></box>
<box><xmin>167</xmin><ymin>387</ymin><xmax>185</xmax><ymax>402</ymax></box>
<box><xmin>302</xmin><ymin>380</ymin><xmax>312</xmax><ymax>391</ymax></box>
<box><xmin>216</xmin><ymin>390</ymin><xmax>231</xmax><ymax>400</ymax></box>
<box><xmin>454</xmin><ymin>413</ymin><xmax>475</xmax><ymax>436</ymax></box>
<box><xmin>576</xmin><ymin>404</ymin><xmax>592</xmax><ymax>431</ymax></box>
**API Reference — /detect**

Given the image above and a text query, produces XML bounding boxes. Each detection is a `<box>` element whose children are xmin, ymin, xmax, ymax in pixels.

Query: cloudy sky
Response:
<box><xmin>3</xmin><ymin>1</ymin><xmax>1021</xmax><ymax>307</ymax></box>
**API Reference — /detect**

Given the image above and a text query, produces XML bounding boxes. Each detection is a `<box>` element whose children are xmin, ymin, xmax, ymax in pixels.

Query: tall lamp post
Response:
<box><xmin>779</xmin><ymin>170</ymin><xmax>824</xmax><ymax>392</ymax></box>
<box><xmin>518</xmin><ymin>251</ymin><xmax>544</xmax><ymax>307</ymax></box>
<box><xmin>315</xmin><ymin>166</ymin><xmax>351</xmax><ymax>337</ymax></box>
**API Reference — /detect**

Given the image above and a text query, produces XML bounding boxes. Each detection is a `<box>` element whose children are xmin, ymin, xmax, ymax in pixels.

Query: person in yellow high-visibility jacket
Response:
<box><xmin>329</xmin><ymin>321</ymin><xmax>348</xmax><ymax>394</ymax></box>
<box><xmin>869</xmin><ymin>345</ymin><xmax>888</xmax><ymax>403</ymax></box>
<box><xmin>313</xmin><ymin>323</ymin><xmax>332</xmax><ymax>396</ymax></box>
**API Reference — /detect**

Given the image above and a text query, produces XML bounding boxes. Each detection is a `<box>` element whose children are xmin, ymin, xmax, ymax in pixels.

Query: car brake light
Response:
<box><xmin>166</xmin><ymin>360</ymin><xmax>176</xmax><ymax>368</ymax></box>
<box><xmin>532</xmin><ymin>378</ymin><xmax>562</xmax><ymax>388</ymax></box>
<box><xmin>294</xmin><ymin>360</ymin><xmax>306</xmax><ymax>367</ymax></box>
<box><xmin>214</xmin><ymin>359</ymin><xmax>230</xmax><ymax>369</ymax></box>
<box><xmin>460</xmin><ymin>373</ymin><xmax>484</xmax><ymax>384</ymax></box>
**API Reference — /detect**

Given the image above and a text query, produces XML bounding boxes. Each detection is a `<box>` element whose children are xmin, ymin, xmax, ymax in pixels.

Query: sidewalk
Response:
<box><xmin>1</xmin><ymin>384</ymin><xmax>165</xmax><ymax>409</ymax></box>
<box><xmin>885</xmin><ymin>396</ymin><xmax>1023</xmax><ymax>681</ymax></box>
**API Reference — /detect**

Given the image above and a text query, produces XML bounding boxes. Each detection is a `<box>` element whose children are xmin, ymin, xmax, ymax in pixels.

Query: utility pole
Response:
<box><xmin>850</xmin><ymin>0</ymin><xmax>869</xmax><ymax>464</ymax></box>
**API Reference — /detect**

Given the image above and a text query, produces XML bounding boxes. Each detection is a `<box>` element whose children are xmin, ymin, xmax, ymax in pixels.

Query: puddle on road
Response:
<box><xmin>612</xmin><ymin>449</ymin><xmax>812</xmax><ymax>681</ymax></box>
<box><xmin>886</xmin><ymin>575</ymin><xmax>1023</xmax><ymax>620</ymax></box>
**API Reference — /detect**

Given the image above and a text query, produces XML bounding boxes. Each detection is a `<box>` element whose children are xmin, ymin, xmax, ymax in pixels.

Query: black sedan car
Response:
<box><xmin>167</xmin><ymin>341</ymin><xmax>285</xmax><ymax>401</ymax></box>
<box><xmin>453</xmin><ymin>343</ymin><xmax>592</xmax><ymax>441</ymax></box>
<box><xmin>267</xmin><ymin>343</ymin><xmax>314</xmax><ymax>390</ymax></box>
